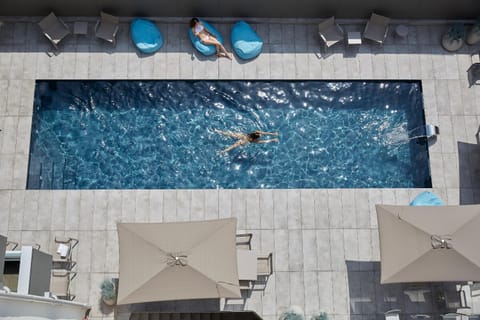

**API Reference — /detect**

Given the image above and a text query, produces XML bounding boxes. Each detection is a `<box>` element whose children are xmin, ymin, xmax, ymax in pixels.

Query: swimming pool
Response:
<box><xmin>27</xmin><ymin>80</ymin><xmax>431</xmax><ymax>189</ymax></box>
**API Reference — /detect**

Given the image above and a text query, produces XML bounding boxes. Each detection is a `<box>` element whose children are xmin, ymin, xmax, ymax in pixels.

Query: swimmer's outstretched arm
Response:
<box><xmin>218</xmin><ymin>140</ymin><xmax>243</xmax><ymax>154</ymax></box>
<box><xmin>257</xmin><ymin>138</ymin><xmax>279</xmax><ymax>144</ymax></box>
<box><xmin>256</xmin><ymin>131</ymin><xmax>279</xmax><ymax>136</ymax></box>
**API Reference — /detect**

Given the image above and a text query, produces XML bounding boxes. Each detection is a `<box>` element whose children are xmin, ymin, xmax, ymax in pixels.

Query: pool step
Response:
<box><xmin>27</xmin><ymin>161</ymin><xmax>42</xmax><ymax>189</ymax></box>
<box><xmin>27</xmin><ymin>159</ymin><xmax>74</xmax><ymax>189</ymax></box>
<box><xmin>39</xmin><ymin>161</ymin><xmax>55</xmax><ymax>189</ymax></box>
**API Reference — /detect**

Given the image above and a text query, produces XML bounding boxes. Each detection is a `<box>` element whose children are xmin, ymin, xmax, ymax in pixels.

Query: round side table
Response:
<box><xmin>395</xmin><ymin>25</ymin><xmax>409</xmax><ymax>38</ymax></box>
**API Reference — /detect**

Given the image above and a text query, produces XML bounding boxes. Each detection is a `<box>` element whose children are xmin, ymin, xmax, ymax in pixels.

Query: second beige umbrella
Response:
<box><xmin>376</xmin><ymin>204</ymin><xmax>480</xmax><ymax>284</ymax></box>
<box><xmin>117</xmin><ymin>218</ymin><xmax>241</xmax><ymax>305</ymax></box>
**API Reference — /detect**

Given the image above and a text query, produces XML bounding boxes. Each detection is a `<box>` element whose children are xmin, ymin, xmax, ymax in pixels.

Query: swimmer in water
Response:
<box><xmin>215</xmin><ymin>129</ymin><xmax>279</xmax><ymax>154</ymax></box>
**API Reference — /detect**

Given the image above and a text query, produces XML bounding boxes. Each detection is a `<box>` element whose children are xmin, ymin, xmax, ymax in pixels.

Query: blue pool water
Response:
<box><xmin>28</xmin><ymin>80</ymin><xmax>431</xmax><ymax>189</ymax></box>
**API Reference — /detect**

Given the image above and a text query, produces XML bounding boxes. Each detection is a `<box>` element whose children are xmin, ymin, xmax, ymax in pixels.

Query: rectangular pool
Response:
<box><xmin>27</xmin><ymin>80</ymin><xmax>431</xmax><ymax>189</ymax></box>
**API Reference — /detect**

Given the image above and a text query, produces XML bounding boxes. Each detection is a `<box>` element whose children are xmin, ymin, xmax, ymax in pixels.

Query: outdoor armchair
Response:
<box><xmin>38</xmin><ymin>12</ymin><xmax>71</xmax><ymax>50</ymax></box>
<box><xmin>318</xmin><ymin>16</ymin><xmax>344</xmax><ymax>48</ymax></box>
<box><xmin>236</xmin><ymin>233</ymin><xmax>253</xmax><ymax>250</ymax></box>
<box><xmin>363</xmin><ymin>13</ymin><xmax>390</xmax><ymax>44</ymax></box>
<box><xmin>95</xmin><ymin>12</ymin><xmax>119</xmax><ymax>45</ymax></box>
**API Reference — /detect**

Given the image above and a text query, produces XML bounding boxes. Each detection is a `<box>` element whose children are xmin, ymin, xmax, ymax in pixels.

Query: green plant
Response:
<box><xmin>280</xmin><ymin>312</ymin><xmax>304</xmax><ymax>320</ymax></box>
<box><xmin>311</xmin><ymin>313</ymin><xmax>328</xmax><ymax>320</ymax></box>
<box><xmin>447</xmin><ymin>23</ymin><xmax>466</xmax><ymax>40</ymax></box>
<box><xmin>279</xmin><ymin>306</ymin><xmax>304</xmax><ymax>320</ymax></box>
<box><xmin>100</xmin><ymin>279</ymin><xmax>116</xmax><ymax>300</ymax></box>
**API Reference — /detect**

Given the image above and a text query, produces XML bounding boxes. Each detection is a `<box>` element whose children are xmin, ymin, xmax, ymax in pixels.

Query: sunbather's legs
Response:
<box><xmin>200</xmin><ymin>37</ymin><xmax>232</xmax><ymax>60</ymax></box>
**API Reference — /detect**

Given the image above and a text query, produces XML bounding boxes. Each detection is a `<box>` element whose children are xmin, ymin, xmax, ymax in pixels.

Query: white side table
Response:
<box><xmin>73</xmin><ymin>21</ymin><xmax>88</xmax><ymax>35</ymax></box>
<box><xmin>395</xmin><ymin>25</ymin><xmax>409</xmax><ymax>38</ymax></box>
<box><xmin>347</xmin><ymin>31</ymin><xmax>362</xmax><ymax>46</ymax></box>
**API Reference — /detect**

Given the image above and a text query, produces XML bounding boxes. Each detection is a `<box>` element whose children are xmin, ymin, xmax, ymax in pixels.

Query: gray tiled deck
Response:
<box><xmin>1</xmin><ymin>17</ymin><xmax>480</xmax><ymax>320</ymax></box>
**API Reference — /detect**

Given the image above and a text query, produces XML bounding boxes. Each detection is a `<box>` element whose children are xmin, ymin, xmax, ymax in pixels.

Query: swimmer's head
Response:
<box><xmin>248</xmin><ymin>131</ymin><xmax>261</xmax><ymax>141</ymax></box>
<box><xmin>190</xmin><ymin>18</ymin><xmax>199</xmax><ymax>28</ymax></box>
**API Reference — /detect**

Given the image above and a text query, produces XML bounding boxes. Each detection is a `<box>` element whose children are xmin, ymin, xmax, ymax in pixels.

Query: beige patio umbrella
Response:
<box><xmin>117</xmin><ymin>218</ymin><xmax>241</xmax><ymax>305</ymax></box>
<box><xmin>376</xmin><ymin>204</ymin><xmax>480</xmax><ymax>284</ymax></box>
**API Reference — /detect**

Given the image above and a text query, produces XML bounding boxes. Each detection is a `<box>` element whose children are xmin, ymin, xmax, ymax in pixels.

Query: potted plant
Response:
<box><xmin>311</xmin><ymin>313</ymin><xmax>328</xmax><ymax>320</ymax></box>
<box><xmin>441</xmin><ymin>23</ymin><xmax>466</xmax><ymax>52</ymax></box>
<box><xmin>100</xmin><ymin>279</ymin><xmax>117</xmax><ymax>306</ymax></box>
<box><xmin>279</xmin><ymin>306</ymin><xmax>304</xmax><ymax>320</ymax></box>
<box><xmin>466</xmin><ymin>19</ymin><xmax>480</xmax><ymax>45</ymax></box>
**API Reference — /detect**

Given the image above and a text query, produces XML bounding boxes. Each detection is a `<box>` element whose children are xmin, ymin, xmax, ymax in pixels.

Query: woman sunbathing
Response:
<box><xmin>190</xmin><ymin>18</ymin><xmax>232</xmax><ymax>60</ymax></box>
<box><xmin>215</xmin><ymin>129</ymin><xmax>279</xmax><ymax>154</ymax></box>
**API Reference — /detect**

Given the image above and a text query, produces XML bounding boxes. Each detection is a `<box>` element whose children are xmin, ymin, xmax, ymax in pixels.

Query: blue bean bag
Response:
<box><xmin>188</xmin><ymin>19</ymin><xmax>224</xmax><ymax>56</ymax></box>
<box><xmin>230</xmin><ymin>21</ymin><xmax>263</xmax><ymax>60</ymax></box>
<box><xmin>410</xmin><ymin>191</ymin><xmax>444</xmax><ymax>206</ymax></box>
<box><xmin>130</xmin><ymin>18</ymin><xmax>163</xmax><ymax>54</ymax></box>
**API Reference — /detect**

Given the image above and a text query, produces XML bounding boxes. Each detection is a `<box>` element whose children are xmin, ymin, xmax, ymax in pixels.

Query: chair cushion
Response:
<box><xmin>188</xmin><ymin>19</ymin><xmax>224</xmax><ymax>56</ymax></box>
<box><xmin>410</xmin><ymin>191</ymin><xmax>444</xmax><ymax>206</ymax></box>
<box><xmin>230</xmin><ymin>21</ymin><xmax>263</xmax><ymax>60</ymax></box>
<box><xmin>130</xmin><ymin>18</ymin><xmax>163</xmax><ymax>54</ymax></box>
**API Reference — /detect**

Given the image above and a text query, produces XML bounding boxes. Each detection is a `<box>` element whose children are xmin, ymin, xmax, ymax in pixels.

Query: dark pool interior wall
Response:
<box><xmin>27</xmin><ymin>80</ymin><xmax>431</xmax><ymax>189</ymax></box>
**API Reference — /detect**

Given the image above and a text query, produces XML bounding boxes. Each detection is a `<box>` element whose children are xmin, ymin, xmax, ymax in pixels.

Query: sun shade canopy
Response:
<box><xmin>117</xmin><ymin>218</ymin><xmax>241</xmax><ymax>304</ymax></box>
<box><xmin>376</xmin><ymin>204</ymin><xmax>480</xmax><ymax>284</ymax></box>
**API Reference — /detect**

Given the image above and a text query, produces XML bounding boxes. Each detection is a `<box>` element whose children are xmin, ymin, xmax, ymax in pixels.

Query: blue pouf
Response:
<box><xmin>188</xmin><ymin>19</ymin><xmax>224</xmax><ymax>56</ymax></box>
<box><xmin>230</xmin><ymin>21</ymin><xmax>263</xmax><ymax>60</ymax></box>
<box><xmin>131</xmin><ymin>18</ymin><xmax>163</xmax><ymax>54</ymax></box>
<box><xmin>410</xmin><ymin>191</ymin><xmax>444</xmax><ymax>206</ymax></box>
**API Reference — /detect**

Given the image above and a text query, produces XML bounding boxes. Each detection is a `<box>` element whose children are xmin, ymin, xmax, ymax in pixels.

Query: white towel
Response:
<box><xmin>57</xmin><ymin>243</ymin><xmax>69</xmax><ymax>258</ymax></box>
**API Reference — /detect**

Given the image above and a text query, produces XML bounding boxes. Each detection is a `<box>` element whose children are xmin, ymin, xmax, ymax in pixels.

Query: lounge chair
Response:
<box><xmin>318</xmin><ymin>17</ymin><xmax>344</xmax><ymax>48</ymax></box>
<box><xmin>95</xmin><ymin>12</ymin><xmax>119</xmax><ymax>45</ymax></box>
<box><xmin>467</xmin><ymin>63</ymin><xmax>480</xmax><ymax>87</ymax></box>
<box><xmin>384</xmin><ymin>309</ymin><xmax>401</xmax><ymax>320</ymax></box>
<box><xmin>230</xmin><ymin>20</ymin><xmax>263</xmax><ymax>60</ymax></box>
<box><xmin>50</xmin><ymin>269</ymin><xmax>76</xmax><ymax>300</ymax></box>
<box><xmin>52</xmin><ymin>236</ymin><xmax>78</xmax><ymax>270</ymax></box>
<box><xmin>188</xmin><ymin>19</ymin><xmax>224</xmax><ymax>56</ymax></box>
<box><xmin>257</xmin><ymin>252</ymin><xmax>273</xmax><ymax>276</ymax></box>
<box><xmin>130</xmin><ymin>18</ymin><xmax>163</xmax><ymax>54</ymax></box>
<box><xmin>38</xmin><ymin>12</ymin><xmax>71</xmax><ymax>50</ymax></box>
<box><xmin>363</xmin><ymin>13</ymin><xmax>390</xmax><ymax>44</ymax></box>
